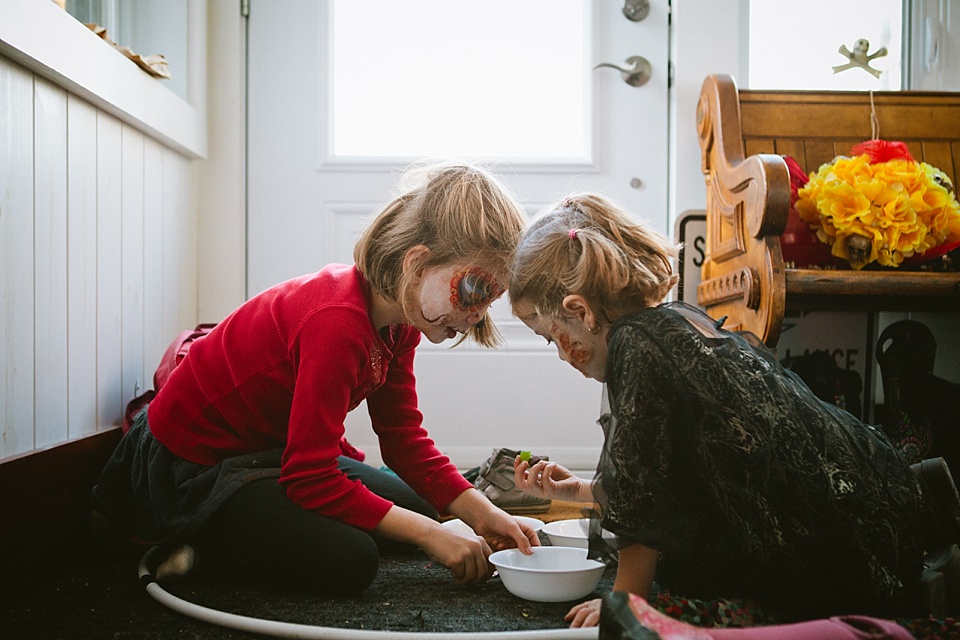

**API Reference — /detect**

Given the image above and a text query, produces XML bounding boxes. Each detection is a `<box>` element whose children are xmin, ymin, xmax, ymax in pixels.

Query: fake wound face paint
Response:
<box><xmin>449</xmin><ymin>267</ymin><xmax>504</xmax><ymax>314</ymax></box>
<box><xmin>551</xmin><ymin>322</ymin><xmax>591</xmax><ymax>369</ymax></box>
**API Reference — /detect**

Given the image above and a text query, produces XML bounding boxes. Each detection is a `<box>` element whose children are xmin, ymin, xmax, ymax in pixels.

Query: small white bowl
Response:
<box><xmin>513</xmin><ymin>516</ymin><xmax>546</xmax><ymax>532</ymax></box>
<box><xmin>441</xmin><ymin>518</ymin><xmax>476</xmax><ymax>536</ymax></box>
<box><xmin>541</xmin><ymin>518</ymin><xmax>617</xmax><ymax>549</ymax></box>
<box><xmin>441</xmin><ymin>516</ymin><xmax>545</xmax><ymax>536</ymax></box>
<box><xmin>489</xmin><ymin>546</ymin><xmax>605</xmax><ymax>602</ymax></box>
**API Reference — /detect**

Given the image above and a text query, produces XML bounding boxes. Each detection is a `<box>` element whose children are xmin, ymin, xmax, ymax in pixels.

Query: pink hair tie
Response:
<box><xmin>568</xmin><ymin>228</ymin><xmax>580</xmax><ymax>240</ymax></box>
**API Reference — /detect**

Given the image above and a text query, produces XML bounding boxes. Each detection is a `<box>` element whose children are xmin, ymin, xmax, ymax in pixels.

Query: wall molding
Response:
<box><xmin>0</xmin><ymin>428</ymin><xmax>123</xmax><ymax>615</ymax></box>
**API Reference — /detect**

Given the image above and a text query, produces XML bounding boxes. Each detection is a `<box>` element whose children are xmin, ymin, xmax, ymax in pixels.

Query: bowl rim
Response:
<box><xmin>488</xmin><ymin>547</ymin><xmax>604</xmax><ymax>574</ymax></box>
<box><xmin>512</xmin><ymin>515</ymin><xmax>546</xmax><ymax>531</ymax></box>
<box><xmin>440</xmin><ymin>519</ymin><xmax>475</xmax><ymax>532</ymax></box>
<box><xmin>541</xmin><ymin>518</ymin><xmax>589</xmax><ymax>530</ymax></box>
<box><xmin>541</xmin><ymin>518</ymin><xmax>590</xmax><ymax>538</ymax></box>
<box><xmin>541</xmin><ymin>518</ymin><xmax>617</xmax><ymax>539</ymax></box>
<box><xmin>442</xmin><ymin>516</ymin><xmax>546</xmax><ymax>533</ymax></box>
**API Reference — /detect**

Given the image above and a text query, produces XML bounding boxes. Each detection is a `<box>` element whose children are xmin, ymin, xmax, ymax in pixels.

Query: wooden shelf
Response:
<box><xmin>784</xmin><ymin>270</ymin><xmax>960</xmax><ymax>313</ymax></box>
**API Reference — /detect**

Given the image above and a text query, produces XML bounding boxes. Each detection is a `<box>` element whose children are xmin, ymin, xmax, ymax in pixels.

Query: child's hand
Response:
<box><xmin>423</xmin><ymin>527</ymin><xmax>495</xmax><ymax>585</ymax></box>
<box><xmin>375</xmin><ymin>504</ymin><xmax>497</xmax><ymax>585</ymax></box>
<box><xmin>514</xmin><ymin>456</ymin><xmax>585</xmax><ymax>502</ymax></box>
<box><xmin>471</xmin><ymin>512</ymin><xmax>539</xmax><ymax>554</ymax></box>
<box><xmin>564</xmin><ymin>598</ymin><xmax>602</xmax><ymax>627</ymax></box>
<box><xmin>446</xmin><ymin>488</ymin><xmax>537</xmax><ymax>555</ymax></box>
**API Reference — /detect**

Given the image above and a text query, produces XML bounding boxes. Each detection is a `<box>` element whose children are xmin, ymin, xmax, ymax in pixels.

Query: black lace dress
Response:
<box><xmin>589</xmin><ymin>303</ymin><xmax>933</xmax><ymax>621</ymax></box>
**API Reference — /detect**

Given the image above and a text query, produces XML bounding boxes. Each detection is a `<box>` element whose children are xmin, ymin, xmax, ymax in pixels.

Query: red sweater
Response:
<box><xmin>148</xmin><ymin>264</ymin><xmax>472</xmax><ymax>531</ymax></box>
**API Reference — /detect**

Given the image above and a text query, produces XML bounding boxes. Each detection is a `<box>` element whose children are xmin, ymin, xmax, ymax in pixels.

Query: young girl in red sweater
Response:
<box><xmin>90</xmin><ymin>162</ymin><xmax>537</xmax><ymax>593</ymax></box>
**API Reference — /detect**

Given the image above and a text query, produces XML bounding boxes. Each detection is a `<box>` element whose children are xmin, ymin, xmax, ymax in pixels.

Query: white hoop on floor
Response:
<box><xmin>139</xmin><ymin>547</ymin><xmax>599</xmax><ymax>640</ymax></box>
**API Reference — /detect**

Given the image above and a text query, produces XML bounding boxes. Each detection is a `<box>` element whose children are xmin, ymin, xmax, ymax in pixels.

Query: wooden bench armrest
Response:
<box><xmin>695</xmin><ymin>74</ymin><xmax>790</xmax><ymax>341</ymax></box>
<box><xmin>698</xmin><ymin>75</ymin><xmax>791</xmax><ymax>243</ymax></box>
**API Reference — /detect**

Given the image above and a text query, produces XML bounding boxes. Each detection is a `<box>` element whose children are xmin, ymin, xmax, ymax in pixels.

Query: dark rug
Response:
<box><xmin>7</xmin><ymin>493</ymin><xmax>957</xmax><ymax>640</ymax></box>
<box><xmin>8</xmin><ymin>543</ymin><xmax>960</xmax><ymax>640</ymax></box>
<box><xmin>0</xmin><ymin>532</ymin><xmax>614</xmax><ymax>639</ymax></box>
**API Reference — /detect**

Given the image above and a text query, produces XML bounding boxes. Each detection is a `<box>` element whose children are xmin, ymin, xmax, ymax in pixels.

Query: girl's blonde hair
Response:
<box><xmin>355</xmin><ymin>162</ymin><xmax>525</xmax><ymax>348</ymax></box>
<box><xmin>509</xmin><ymin>193</ymin><xmax>679</xmax><ymax>323</ymax></box>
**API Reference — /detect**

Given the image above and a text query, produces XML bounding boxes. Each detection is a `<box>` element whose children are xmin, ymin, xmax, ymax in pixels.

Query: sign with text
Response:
<box><xmin>674</xmin><ymin>210</ymin><xmax>707</xmax><ymax>305</ymax></box>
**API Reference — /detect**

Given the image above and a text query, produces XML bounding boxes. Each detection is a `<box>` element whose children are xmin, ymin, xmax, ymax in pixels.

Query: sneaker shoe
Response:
<box><xmin>474</xmin><ymin>448</ymin><xmax>551</xmax><ymax>515</ymax></box>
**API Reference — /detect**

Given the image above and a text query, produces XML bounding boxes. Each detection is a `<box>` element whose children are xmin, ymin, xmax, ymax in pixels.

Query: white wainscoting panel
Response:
<box><xmin>121</xmin><ymin>126</ymin><xmax>147</xmax><ymax>416</ymax></box>
<box><xmin>143</xmin><ymin>139</ymin><xmax>167</xmax><ymax>374</ymax></box>
<box><xmin>164</xmin><ymin>148</ymin><xmax>198</xmax><ymax>341</ymax></box>
<box><xmin>0</xmin><ymin>54</ymin><xmax>198</xmax><ymax>462</ymax></box>
<box><xmin>34</xmin><ymin>77</ymin><xmax>69</xmax><ymax>449</ymax></box>
<box><xmin>96</xmin><ymin>113</ymin><xmax>124</xmax><ymax>434</ymax></box>
<box><xmin>1</xmin><ymin>57</ymin><xmax>36</xmax><ymax>457</ymax></box>
<box><xmin>66</xmin><ymin>95</ymin><xmax>100</xmax><ymax>442</ymax></box>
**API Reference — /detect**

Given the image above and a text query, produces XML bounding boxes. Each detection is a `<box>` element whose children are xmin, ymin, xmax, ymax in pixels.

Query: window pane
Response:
<box><xmin>65</xmin><ymin>0</ymin><xmax>189</xmax><ymax>102</ymax></box>
<box><xmin>65</xmin><ymin>0</ymin><xmax>103</xmax><ymax>24</ymax></box>
<box><xmin>749</xmin><ymin>0</ymin><xmax>902</xmax><ymax>90</ymax></box>
<box><xmin>331</xmin><ymin>0</ymin><xmax>589</xmax><ymax>159</ymax></box>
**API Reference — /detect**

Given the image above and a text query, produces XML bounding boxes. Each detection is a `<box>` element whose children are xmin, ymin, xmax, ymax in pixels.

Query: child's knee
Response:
<box><xmin>340</xmin><ymin>544</ymin><xmax>380</xmax><ymax>594</ymax></box>
<box><xmin>297</xmin><ymin>533</ymin><xmax>380</xmax><ymax>595</ymax></box>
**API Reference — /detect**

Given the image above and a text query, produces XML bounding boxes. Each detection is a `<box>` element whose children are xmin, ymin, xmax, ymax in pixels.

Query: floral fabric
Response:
<box><xmin>650</xmin><ymin>592</ymin><xmax>960</xmax><ymax>639</ymax></box>
<box><xmin>649</xmin><ymin>591</ymin><xmax>774</xmax><ymax>628</ymax></box>
<box><xmin>589</xmin><ymin>303</ymin><xmax>934</xmax><ymax>621</ymax></box>
<box><xmin>897</xmin><ymin>616</ymin><xmax>960</xmax><ymax>640</ymax></box>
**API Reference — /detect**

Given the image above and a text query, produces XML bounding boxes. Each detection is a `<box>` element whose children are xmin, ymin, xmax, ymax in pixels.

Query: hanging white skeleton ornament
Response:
<box><xmin>832</xmin><ymin>38</ymin><xmax>887</xmax><ymax>78</ymax></box>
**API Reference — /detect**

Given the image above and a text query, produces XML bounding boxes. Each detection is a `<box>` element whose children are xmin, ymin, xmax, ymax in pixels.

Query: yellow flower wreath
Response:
<box><xmin>795</xmin><ymin>143</ymin><xmax>960</xmax><ymax>269</ymax></box>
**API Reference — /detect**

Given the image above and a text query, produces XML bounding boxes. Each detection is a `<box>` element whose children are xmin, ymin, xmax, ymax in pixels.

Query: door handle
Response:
<box><xmin>593</xmin><ymin>56</ymin><xmax>652</xmax><ymax>87</ymax></box>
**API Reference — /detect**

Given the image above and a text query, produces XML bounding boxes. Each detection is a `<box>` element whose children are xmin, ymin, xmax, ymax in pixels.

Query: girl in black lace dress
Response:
<box><xmin>508</xmin><ymin>193</ymin><xmax>946</xmax><ymax>634</ymax></box>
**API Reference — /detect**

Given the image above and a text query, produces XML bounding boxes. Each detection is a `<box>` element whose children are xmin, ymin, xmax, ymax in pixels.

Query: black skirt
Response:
<box><xmin>90</xmin><ymin>410</ymin><xmax>283</xmax><ymax>545</ymax></box>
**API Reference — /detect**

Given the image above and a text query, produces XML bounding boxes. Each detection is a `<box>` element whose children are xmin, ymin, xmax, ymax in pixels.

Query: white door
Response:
<box><xmin>247</xmin><ymin>0</ymin><xmax>670</xmax><ymax>470</ymax></box>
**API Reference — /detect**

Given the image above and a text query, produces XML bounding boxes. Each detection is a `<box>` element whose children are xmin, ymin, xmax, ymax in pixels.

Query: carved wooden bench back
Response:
<box><xmin>696</xmin><ymin>74</ymin><xmax>960</xmax><ymax>346</ymax></box>
<box><xmin>738</xmin><ymin>88</ymin><xmax>960</xmax><ymax>190</ymax></box>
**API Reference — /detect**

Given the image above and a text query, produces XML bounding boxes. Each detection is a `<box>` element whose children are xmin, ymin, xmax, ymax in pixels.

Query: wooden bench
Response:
<box><xmin>695</xmin><ymin>74</ymin><xmax>960</xmax><ymax>346</ymax></box>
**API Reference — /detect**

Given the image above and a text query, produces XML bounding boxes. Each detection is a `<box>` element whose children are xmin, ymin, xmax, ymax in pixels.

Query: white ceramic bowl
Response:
<box><xmin>441</xmin><ymin>518</ymin><xmax>476</xmax><ymax>536</ymax></box>
<box><xmin>488</xmin><ymin>546</ymin><xmax>605</xmax><ymax>602</ymax></box>
<box><xmin>541</xmin><ymin>518</ymin><xmax>617</xmax><ymax>549</ymax></box>
<box><xmin>441</xmin><ymin>516</ymin><xmax>545</xmax><ymax>536</ymax></box>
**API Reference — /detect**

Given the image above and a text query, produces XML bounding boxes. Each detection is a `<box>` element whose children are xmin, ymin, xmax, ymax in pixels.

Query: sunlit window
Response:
<box><xmin>748</xmin><ymin>0</ymin><xmax>902</xmax><ymax>90</ymax></box>
<box><xmin>330</xmin><ymin>0</ymin><xmax>589</xmax><ymax>160</ymax></box>
<box><xmin>65</xmin><ymin>0</ymin><xmax>112</xmax><ymax>32</ymax></box>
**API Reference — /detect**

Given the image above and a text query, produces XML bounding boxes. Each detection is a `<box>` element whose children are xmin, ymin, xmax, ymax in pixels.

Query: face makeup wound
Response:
<box><xmin>552</xmin><ymin>322</ymin><xmax>591</xmax><ymax>371</ymax></box>
<box><xmin>418</xmin><ymin>266</ymin><xmax>504</xmax><ymax>341</ymax></box>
